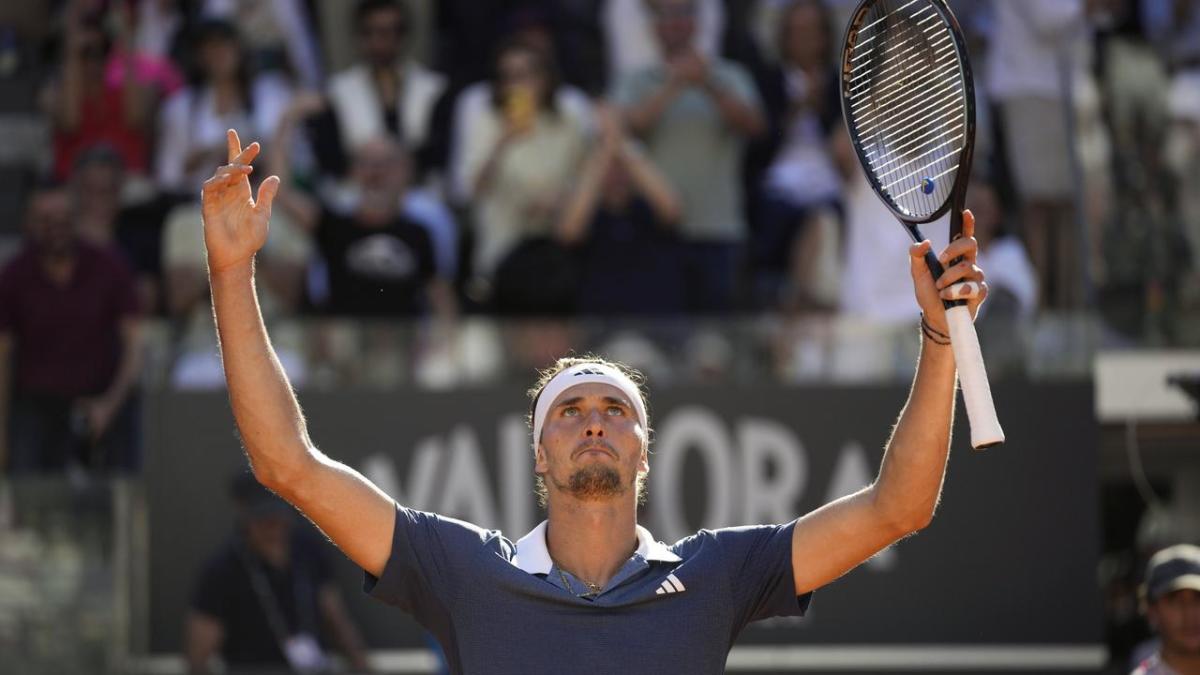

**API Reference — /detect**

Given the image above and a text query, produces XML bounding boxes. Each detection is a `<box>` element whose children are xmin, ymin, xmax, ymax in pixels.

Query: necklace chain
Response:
<box><xmin>557</xmin><ymin>567</ymin><xmax>602</xmax><ymax>598</ymax></box>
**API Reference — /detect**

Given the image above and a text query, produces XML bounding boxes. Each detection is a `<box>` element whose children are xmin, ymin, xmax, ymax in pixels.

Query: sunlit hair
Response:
<box><xmin>526</xmin><ymin>355</ymin><xmax>651</xmax><ymax>508</ymax></box>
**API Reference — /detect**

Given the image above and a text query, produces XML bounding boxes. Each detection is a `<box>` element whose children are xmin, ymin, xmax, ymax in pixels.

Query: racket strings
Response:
<box><xmin>844</xmin><ymin>0</ymin><xmax>967</xmax><ymax>219</ymax></box>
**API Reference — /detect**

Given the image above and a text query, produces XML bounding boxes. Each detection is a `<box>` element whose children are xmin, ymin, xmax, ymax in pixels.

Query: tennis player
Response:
<box><xmin>202</xmin><ymin>129</ymin><xmax>989</xmax><ymax>674</ymax></box>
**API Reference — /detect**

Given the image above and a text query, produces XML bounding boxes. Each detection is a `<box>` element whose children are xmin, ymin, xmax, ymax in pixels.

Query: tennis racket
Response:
<box><xmin>839</xmin><ymin>0</ymin><xmax>1003</xmax><ymax>449</ymax></box>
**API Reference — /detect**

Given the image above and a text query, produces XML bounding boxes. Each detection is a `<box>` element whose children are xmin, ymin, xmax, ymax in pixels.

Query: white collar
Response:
<box><xmin>512</xmin><ymin>520</ymin><xmax>682</xmax><ymax>575</ymax></box>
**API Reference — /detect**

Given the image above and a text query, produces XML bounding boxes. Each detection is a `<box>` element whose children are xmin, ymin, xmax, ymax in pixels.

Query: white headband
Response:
<box><xmin>531</xmin><ymin>364</ymin><xmax>648</xmax><ymax>454</ymax></box>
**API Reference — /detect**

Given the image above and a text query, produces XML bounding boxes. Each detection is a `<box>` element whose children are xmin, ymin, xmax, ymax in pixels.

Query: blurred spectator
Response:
<box><xmin>833</xmin><ymin>129</ymin><xmax>928</xmax><ymax>324</ymax></box>
<box><xmin>186</xmin><ymin>474</ymin><xmax>370</xmax><ymax>674</ymax></box>
<box><xmin>986</xmin><ymin>0</ymin><xmax>1094</xmax><ymax>309</ymax></box>
<box><xmin>1168</xmin><ymin>71</ymin><xmax>1200</xmax><ymax>305</ymax></box>
<box><xmin>1130</xmin><ymin>544</ymin><xmax>1200</xmax><ymax>674</ymax></box>
<box><xmin>127</xmin><ymin>0</ymin><xmax>185</xmax><ymax>63</ymax></box>
<box><xmin>557</xmin><ymin>105</ymin><xmax>685</xmax><ymax>315</ymax></box>
<box><xmin>969</xmin><ymin>177</ymin><xmax>1038</xmax><ymax>374</ymax></box>
<box><xmin>602</xmin><ymin>0</ymin><xmax>725</xmax><ymax>85</ymax></box>
<box><xmin>0</xmin><ymin>187</ymin><xmax>142</xmax><ymax>474</ymax></box>
<box><xmin>107</xmin><ymin>0</ymin><xmax>185</xmax><ymax>100</ymax></box>
<box><xmin>155</xmin><ymin>20</ymin><xmax>291</xmax><ymax>196</ymax></box>
<box><xmin>273</xmin><ymin>106</ymin><xmax>449</xmax><ymax>318</ymax></box>
<box><xmin>614</xmin><ymin>0</ymin><xmax>765</xmax><ymax>312</ymax></box>
<box><xmin>970</xmin><ymin>178</ymin><xmax>1039</xmax><ymax>324</ymax></box>
<box><xmin>318</xmin><ymin>0</ymin><xmax>449</xmax><ymax>181</ymax></box>
<box><xmin>199</xmin><ymin>0</ymin><xmax>323</xmax><ymax>89</ymax></box>
<box><xmin>72</xmin><ymin>145</ymin><xmax>166</xmax><ymax>314</ymax></box>
<box><xmin>455</xmin><ymin>38</ymin><xmax>588</xmax><ymax>305</ymax></box>
<box><xmin>746</xmin><ymin>0</ymin><xmax>842</xmax><ymax>311</ymax></box>
<box><xmin>436</xmin><ymin>2</ymin><xmax>606</xmax><ymax>94</ymax></box>
<box><xmin>43</xmin><ymin>3</ymin><xmax>155</xmax><ymax>182</ymax></box>
<box><xmin>447</xmin><ymin>18</ymin><xmax>594</xmax><ymax>206</ymax></box>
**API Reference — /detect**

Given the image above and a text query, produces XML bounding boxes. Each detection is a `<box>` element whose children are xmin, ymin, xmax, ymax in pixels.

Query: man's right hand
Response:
<box><xmin>201</xmin><ymin>129</ymin><xmax>280</xmax><ymax>274</ymax></box>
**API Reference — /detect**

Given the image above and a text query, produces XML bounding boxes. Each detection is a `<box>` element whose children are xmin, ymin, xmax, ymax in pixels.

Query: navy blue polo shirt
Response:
<box><xmin>364</xmin><ymin>505</ymin><xmax>812</xmax><ymax>674</ymax></box>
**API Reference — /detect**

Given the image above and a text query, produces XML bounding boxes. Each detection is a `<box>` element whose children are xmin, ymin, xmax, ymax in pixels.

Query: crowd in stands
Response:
<box><xmin>0</xmin><ymin>0</ymin><xmax>1197</xmax><ymax>471</ymax></box>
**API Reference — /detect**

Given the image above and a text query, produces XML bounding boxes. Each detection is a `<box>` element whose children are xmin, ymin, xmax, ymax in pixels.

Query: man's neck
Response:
<box><xmin>1161</xmin><ymin>646</ymin><xmax>1200</xmax><ymax>674</ymax></box>
<box><xmin>545</xmin><ymin>500</ymin><xmax>638</xmax><ymax>589</ymax></box>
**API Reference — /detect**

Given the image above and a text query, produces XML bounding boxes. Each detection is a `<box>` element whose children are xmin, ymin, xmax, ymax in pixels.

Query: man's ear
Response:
<box><xmin>534</xmin><ymin>444</ymin><xmax>548</xmax><ymax>474</ymax></box>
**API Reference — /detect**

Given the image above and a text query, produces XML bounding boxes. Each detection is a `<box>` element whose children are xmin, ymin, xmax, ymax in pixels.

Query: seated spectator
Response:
<box><xmin>557</xmin><ymin>106</ymin><xmax>685</xmax><ymax>315</ymax></box>
<box><xmin>318</xmin><ymin>0</ymin><xmax>449</xmax><ymax>181</ymax></box>
<box><xmin>105</xmin><ymin>0</ymin><xmax>185</xmax><ymax>102</ymax></box>
<box><xmin>199</xmin><ymin>0</ymin><xmax>323</xmax><ymax>89</ymax></box>
<box><xmin>0</xmin><ymin>187</ymin><xmax>142</xmax><ymax>474</ymax></box>
<box><xmin>747</xmin><ymin>0</ymin><xmax>843</xmax><ymax>311</ymax></box>
<box><xmin>447</xmin><ymin>21</ymin><xmax>593</xmax><ymax>206</ymax></box>
<box><xmin>272</xmin><ymin>123</ymin><xmax>449</xmax><ymax>318</ymax></box>
<box><xmin>970</xmin><ymin>179</ymin><xmax>1039</xmax><ymax>323</ymax></box>
<box><xmin>455</xmin><ymin>38</ymin><xmax>588</xmax><ymax>296</ymax></box>
<box><xmin>186</xmin><ymin>474</ymin><xmax>370</xmax><ymax>674</ymax></box>
<box><xmin>986</xmin><ymin>0</ymin><xmax>1096</xmax><ymax>309</ymax></box>
<box><xmin>833</xmin><ymin>129</ymin><xmax>925</xmax><ymax>324</ymax></box>
<box><xmin>614</xmin><ymin>0</ymin><xmax>765</xmax><ymax>312</ymax></box>
<box><xmin>72</xmin><ymin>146</ymin><xmax>167</xmax><ymax>314</ymax></box>
<box><xmin>602</xmin><ymin>0</ymin><xmax>725</xmax><ymax>86</ymax></box>
<box><xmin>43</xmin><ymin>4</ymin><xmax>155</xmax><ymax>182</ymax></box>
<box><xmin>155</xmin><ymin>20</ymin><xmax>291</xmax><ymax>196</ymax></box>
<box><xmin>969</xmin><ymin>178</ymin><xmax>1038</xmax><ymax>374</ymax></box>
<box><xmin>1130</xmin><ymin>544</ymin><xmax>1200</xmax><ymax>674</ymax></box>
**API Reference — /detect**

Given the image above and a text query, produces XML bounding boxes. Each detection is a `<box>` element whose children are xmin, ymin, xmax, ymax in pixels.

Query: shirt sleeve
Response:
<box><xmin>363</xmin><ymin>505</ymin><xmax>495</xmax><ymax>616</ymax></box>
<box><xmin>711</xmin><ymin>522</ymin><xmax>811</xmax><ymax>629</ymax></box>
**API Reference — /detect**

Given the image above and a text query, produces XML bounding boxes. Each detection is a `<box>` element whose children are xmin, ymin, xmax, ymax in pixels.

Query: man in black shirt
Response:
<box><xmin>186</xmin><ymin>475</ymin><xmax>371</xmax><ymax>674</ymax></box>
<box><xmin>270</xmin><ymin>131</ymin><xmax>449</xmax><ymax>317</ymax></box>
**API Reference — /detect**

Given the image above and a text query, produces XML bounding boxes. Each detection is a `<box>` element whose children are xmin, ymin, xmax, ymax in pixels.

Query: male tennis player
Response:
<box><xmin>202</xmin><ymin>129</ymin><xmax>989</xmax><ymax>674</ymax></box>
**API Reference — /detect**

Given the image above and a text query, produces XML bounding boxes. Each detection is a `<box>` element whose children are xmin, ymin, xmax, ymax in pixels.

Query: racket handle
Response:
<box><xmin>944</xmin><ymin>305</ymin><xmax>1004</xmax><ymax>449</ymax></box>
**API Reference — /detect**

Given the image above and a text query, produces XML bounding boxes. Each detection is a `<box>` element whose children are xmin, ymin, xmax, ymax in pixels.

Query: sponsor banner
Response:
<box><xmin>146</xmin><ymin>383</ymin><xmax>1100</xmax><ymax>656</ymax></box>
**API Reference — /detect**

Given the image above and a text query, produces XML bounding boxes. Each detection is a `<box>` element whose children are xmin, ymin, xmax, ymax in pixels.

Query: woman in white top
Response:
<box><xmin>155</xmin><ymin>20</ymin><xmax>291</xmax><ymax>195</ymax></box>
<box><xmin>457</xmin><ymin>38</ymin><xmax>588</xmax><ymax>287</ymax></box>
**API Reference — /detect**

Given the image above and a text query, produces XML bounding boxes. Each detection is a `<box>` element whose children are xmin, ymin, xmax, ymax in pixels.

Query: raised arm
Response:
<box><xmin>789</xmin><ymin>211</ymin><xmax>988</xmax><ymax>595</ymax></box>
<box><xmin>202</xmin><ymin>129</ymin><xmax>395</xmax><ymax>577</ymax></box>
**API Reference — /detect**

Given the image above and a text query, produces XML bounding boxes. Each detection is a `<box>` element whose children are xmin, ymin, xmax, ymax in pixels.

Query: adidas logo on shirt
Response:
<box><xmin>655</xmin><ymin>574</ymin><xmax>686</xmax><ymax>596</ymax></box>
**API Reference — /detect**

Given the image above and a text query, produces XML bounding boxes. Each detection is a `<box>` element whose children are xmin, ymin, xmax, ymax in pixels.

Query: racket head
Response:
<box><xmin>840</xmin><ymin>0</ymin><xmax>976</xmax><ymax>228</ymax></box>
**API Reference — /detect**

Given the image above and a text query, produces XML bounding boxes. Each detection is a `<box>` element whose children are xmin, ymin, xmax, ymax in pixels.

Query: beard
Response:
<box><xmin>554</xmin><ymin>464</ymin><xmax>625</xmax><ymax>501</ymax></box>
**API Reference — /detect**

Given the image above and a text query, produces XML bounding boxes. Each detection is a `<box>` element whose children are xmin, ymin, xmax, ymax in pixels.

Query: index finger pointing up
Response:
<box><xmin>227</xmin><ymin>129</ymin><xmax>242</xmax><ymax>164</ymax></box>
<box><xmin>962</xmin><ymin>209</ymin><xmax>975</xmax><ymax>240</ymax></box>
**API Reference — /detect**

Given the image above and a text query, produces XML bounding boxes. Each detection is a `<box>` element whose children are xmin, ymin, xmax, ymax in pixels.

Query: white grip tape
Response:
<box><xmin>945</xmin><ymin>305</ymin><xmax>1005</xmax><ymax>448</ymax></box>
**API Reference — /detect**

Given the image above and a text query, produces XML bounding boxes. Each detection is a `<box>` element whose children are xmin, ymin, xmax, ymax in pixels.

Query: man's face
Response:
<box><xmin>360</xmin><ymin>7</ymin><xmax>407</xmax><ymax>68</ymax></box>
<box><xmin>1149</xmin><ymin>589</ymin><xmax>1200</xmax><ymax>655</ymax></box>
<box><xmin>199</xmin><ymin>35</ymin><xmax>240</xmax><ymax>81</ymax></box>
<box><xmin>243</xmin><ymin>511</ymin><xmax>292</xmax><ymax>557</ymax></box>
<box><xmin>25</xmin><ymin>191</ymin><xmax>75</xmax><ymax>255</ymax></box>
<box><xmin>535</xmin><ymin>383</ymin><xmax>648</xmax><ymax>503</ymax></box>
<box><xmin>782</xmin><ymin>3</ymin><xmax>827</xmax><ymax>68</ymax></box>
<box><xmin>648</xmin><ymin>0</ymin><xmax>697</xmax><ymax>55</ymax></box>
<box><xmin>352</xmin><ymin>138</ymin><xmax>408</xmax><ymax>196</ymax></box>
<box><xmin>75</xmin><ymin>162</ymin><xmax>123</xmax><ymax>215</ymax></box>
